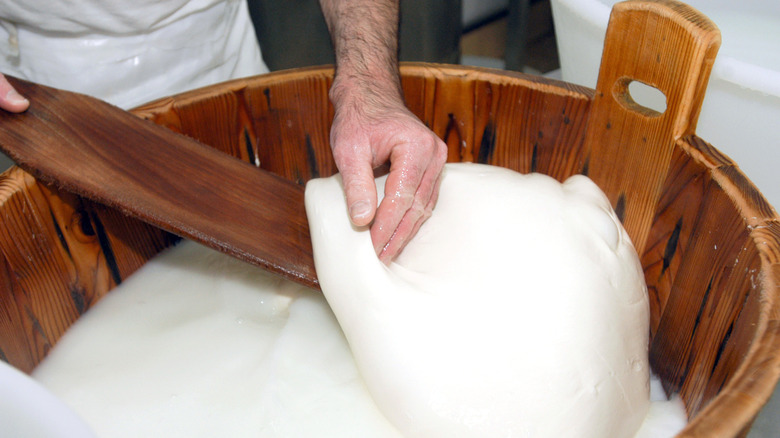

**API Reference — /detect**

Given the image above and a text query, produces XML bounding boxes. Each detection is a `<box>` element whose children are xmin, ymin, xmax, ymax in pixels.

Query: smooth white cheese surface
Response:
<box><xmin>305</xmin><ymin>162</ymin><xmax>651</xmax><ymax>437</ymax></box>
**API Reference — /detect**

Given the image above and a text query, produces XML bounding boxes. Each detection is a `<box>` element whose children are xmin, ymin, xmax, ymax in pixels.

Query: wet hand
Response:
<box><xmin>330</xmin><ymin>95</ymin><xmax>447</xmax><ymax>262</ymax></box>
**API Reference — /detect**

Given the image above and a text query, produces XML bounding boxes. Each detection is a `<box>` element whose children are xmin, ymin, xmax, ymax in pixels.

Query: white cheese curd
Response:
<box><xmin>29</xmin><ymin>162</ymin><xmax>689</xmax><ymax>438</ymax></box>
<box><xmin>306</xmin><ymin>162</ymin><xmax>651</xmax><ymax>437</ymax></box>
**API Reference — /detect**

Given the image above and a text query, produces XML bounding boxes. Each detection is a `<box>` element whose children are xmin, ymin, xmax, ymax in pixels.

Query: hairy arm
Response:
<box><xmin>318</xmin><ymin>0</ymin><xmax>447</xmax><ymax>262</ymax></box>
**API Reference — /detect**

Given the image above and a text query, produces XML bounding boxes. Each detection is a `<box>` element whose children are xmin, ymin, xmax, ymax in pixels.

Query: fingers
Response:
<box><xmin>374</xmin><ymin>161</ymin><xmax>443</xmax><ymax>262</ymax></box>
<box><xmin>328</xmin><ymin>97</ymin><xmax>447</xmax><ymax>262</ymax></box>
<box><xmin>371</xmin><ymin>135</ymin><xmax>447</xmax><ymax>261</ymax></box>
<box><xmin>370</xmin><ymin>154</ymin><xmax>423</xmax><ymax>256</ymax></box>
<box><xmin>329</xmin><ymin>118</ymin><xmax>380</xmax><ymax>227</ymax></box>
<box><xmin>0</xmin><ymin>73</ymin><xmax>29</xmax><ymax>113</ymax></box>
<box><xmin>340</xmin><ymin>158</ymin><xmax>378</xmax><ymax>227</ymax></box>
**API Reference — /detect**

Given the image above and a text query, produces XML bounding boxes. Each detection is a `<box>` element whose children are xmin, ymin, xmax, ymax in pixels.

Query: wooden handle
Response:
<box><xmin>581</xmin><ymin>0</ymin><xmax>721</xmax><ymax>253</ymax></box>
<box><xmin>0</xmin><ymin>77</ymin><xmax>318</xmax><ymax>289</ymax></box>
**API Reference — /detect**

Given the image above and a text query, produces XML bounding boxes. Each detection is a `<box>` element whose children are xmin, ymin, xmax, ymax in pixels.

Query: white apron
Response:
<box><xmin>0</xmin><ymin>0</ymin><xmax>268</xmax><ymax>109</ymax></box>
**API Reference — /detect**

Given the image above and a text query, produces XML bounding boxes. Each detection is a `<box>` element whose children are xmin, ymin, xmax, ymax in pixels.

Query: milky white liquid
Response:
<box><xmin>33</xmin><ymin>241</ymin><xmax>402</xmax><ymax>438</ymax></box>
<box><xmin>33</xmin><ymin>164</ymin><xmax>687</xmax><ymax>437</ymax></box>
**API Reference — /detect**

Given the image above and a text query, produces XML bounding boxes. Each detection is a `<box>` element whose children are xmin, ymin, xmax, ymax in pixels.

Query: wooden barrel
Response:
<box><xmin>0</xmin><ymin>1</ymin><xmax>777</xmax><ymax>436</ymax></box>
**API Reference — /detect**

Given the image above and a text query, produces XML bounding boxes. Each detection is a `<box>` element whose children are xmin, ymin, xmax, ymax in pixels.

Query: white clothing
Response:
<box><xmin>0</xmin><ymin>0</ymin><xmax>268</xmax><ymax>109</ymax></box>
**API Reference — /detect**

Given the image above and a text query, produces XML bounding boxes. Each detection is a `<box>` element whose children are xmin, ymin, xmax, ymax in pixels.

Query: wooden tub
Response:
<box><xmin>0</xmin><ymin>1</ymin><xmax>778</xmax><ymax>436</ymax></box>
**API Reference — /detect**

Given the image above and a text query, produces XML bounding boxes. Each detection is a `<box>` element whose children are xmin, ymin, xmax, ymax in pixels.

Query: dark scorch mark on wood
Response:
<box><xmin>615</xmin><ymin>193</ymin><xmax>626</xmax><ymax>223</ymax></box>
<box><xmin>305</xmin><ymin>134</ymin><xmax>319</xmax><ymax>179</ymax></box>
<box><xmin>244</xmin><ymin>127</ymin><xmax>256</xmax><ymax>165</ymax></box>
<box><xmin>88</xmin><ymin>211</ymin><xmax>122</xmax><ymax>286</ymax></box>
<box><xmin>50</xmin><ymin>211</ymin><xmax>72</xmax><ymax>259</ymax></box>
<box><xmin>477</xmin><ymin>122</ymin><xmax>496</xmax><ymax>164</ymax></box>
<box><xmin>662</xmin><ymin>218</ymin><xmax>682</xmax><ymax>274</ymax></box>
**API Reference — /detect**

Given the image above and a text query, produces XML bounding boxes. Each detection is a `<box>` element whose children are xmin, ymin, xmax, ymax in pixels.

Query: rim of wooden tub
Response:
<box><xmin>0</xmin><ymin>3</ymin><xmax>778</xmax><ymax>432</ymax></box>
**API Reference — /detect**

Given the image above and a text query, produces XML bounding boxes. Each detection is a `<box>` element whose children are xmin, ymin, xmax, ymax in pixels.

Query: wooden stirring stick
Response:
<box><xmin>0</xmin><ymin>76</ymin><xmax>318</xmax><ymax>289</ymax></box>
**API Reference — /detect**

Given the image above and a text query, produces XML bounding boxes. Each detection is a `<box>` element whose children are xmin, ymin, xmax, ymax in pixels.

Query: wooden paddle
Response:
<box><xmin>0</xmin><ymin>76</ymin><xmax>319</xmax><ymax>289</ymax></box>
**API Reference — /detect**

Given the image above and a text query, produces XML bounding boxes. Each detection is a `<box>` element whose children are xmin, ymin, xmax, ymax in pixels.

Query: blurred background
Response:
<box><xmin>0</xmin><ymin>0</ymin><xmax>562</xmax><ymax>170</ymax></box>
<box><xmin>248</xmin><ymin>0</ymin><xmax>561</xmax><ymax>76</ymax></box>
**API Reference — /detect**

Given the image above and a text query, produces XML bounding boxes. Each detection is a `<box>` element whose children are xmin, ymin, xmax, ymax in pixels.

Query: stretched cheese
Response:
<box><xmin>305</xmin><ymin>163</ymin><xmax>651</xmax><ymax>437</ymax></box>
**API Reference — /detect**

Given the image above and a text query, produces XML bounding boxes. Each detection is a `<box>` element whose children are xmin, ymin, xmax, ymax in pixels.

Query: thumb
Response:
<box><xmin>340</xmin><ymin>161</ymin><xmax>378</xmax><ymax>227</ymax></box>
<box><xmin>0</xmin><ymin>74</ymin><xmax>29</xmax><ymax>113</ymax></box>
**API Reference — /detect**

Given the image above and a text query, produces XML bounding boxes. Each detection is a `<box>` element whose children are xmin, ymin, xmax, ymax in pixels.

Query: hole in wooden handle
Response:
<box><xmin>613</xmin><ymin>77</ymin><xmax>667</xmax><ymax>116</ymax></box>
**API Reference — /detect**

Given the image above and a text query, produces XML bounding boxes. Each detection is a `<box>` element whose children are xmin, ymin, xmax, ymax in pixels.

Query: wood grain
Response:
<box><xmin>0</xmin><ymin>1</ymin><xmax>779</xmax><ymax>435</ymax></box>
<box><xmin>581</xmin><ymin>0</ymin><xmax>721</xmax><ymax>255</ymax></box>
<box><xmin>0</xmin><ymin>168</ymin><xmax>179</xmax><ymax>371</ymax></box>
<box><xmin>0</xmin><ymin>76</ymin><xmax>317</xmax><ymax>289</ymax></box>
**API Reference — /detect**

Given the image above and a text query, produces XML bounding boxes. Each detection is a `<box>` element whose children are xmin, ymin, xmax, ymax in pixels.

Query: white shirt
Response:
<box><xmin>0</xmin><ymin>0</ymin><xmax>268</xmax><ymax>109</ymax></box>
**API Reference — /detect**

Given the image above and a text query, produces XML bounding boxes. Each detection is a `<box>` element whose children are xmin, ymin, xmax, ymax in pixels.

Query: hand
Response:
<box><xmin>329</xmin><ymin>82</ymin><xmax>447</xmax><ymax>262</ymax></box>
<box><xmin>0</xmin><ymin>73</ymin><xmax>29</xmax><ymax>112</ymax></box>
<box><xmin>319</xmin><ymin>0</ymin><xmax>447</xmax><ymax>262</ymax></box>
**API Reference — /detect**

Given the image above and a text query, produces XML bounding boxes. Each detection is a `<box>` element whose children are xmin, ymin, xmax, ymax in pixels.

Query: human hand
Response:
<box><xmin>329</xmin><ymin>81</ymin><xmax>447</xmax><ymax>263</ymax></box>
<box><xmin>0</xmin><ymin>73</ymin><xmax>29</xmax><ymax>112</ymax></box>
<box><xmin>319</xmin><ymin>0</ymin><xmax>447</xmax><ymax>262</ymax></box>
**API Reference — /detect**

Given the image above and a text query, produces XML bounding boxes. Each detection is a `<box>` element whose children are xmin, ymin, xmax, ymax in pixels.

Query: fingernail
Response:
<box><xmin>6</xmin><ymin>89</ymin><xmax>28</xmax><ymax>105</ymax></box>
<box><xmin>349</xmin><ymin>200</ymin><xmax>371</xmax><ymax>221</ymax></box>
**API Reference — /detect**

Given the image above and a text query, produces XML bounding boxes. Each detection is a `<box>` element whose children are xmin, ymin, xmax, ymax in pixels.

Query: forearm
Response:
<box><xmin>319</xmin><ymin>0</ymin><xmax>403</xmax><ymax>109</ymax></box>
<box><xmin>318</xmin><ymin>0</ymin><xmax>447</xmax><ymax>261</ymax></box>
